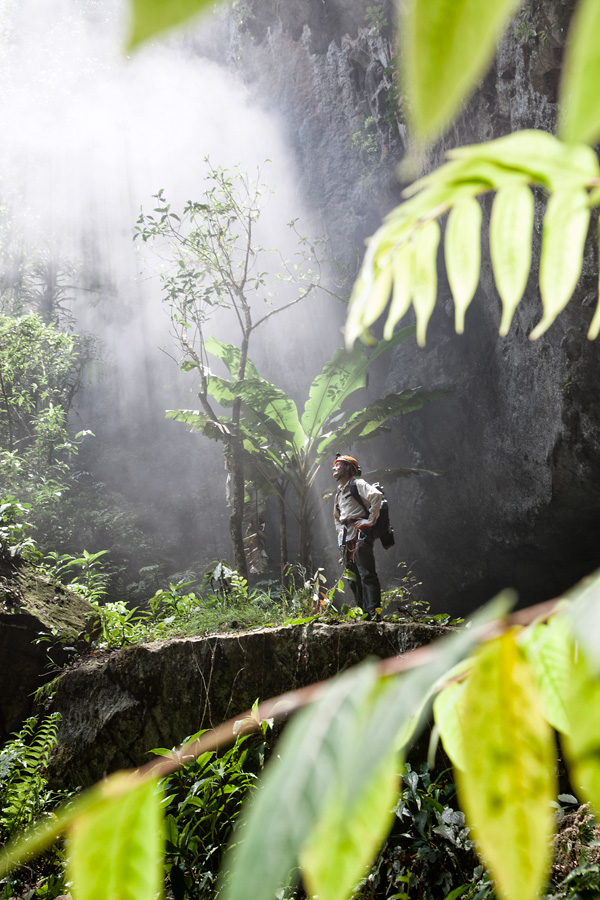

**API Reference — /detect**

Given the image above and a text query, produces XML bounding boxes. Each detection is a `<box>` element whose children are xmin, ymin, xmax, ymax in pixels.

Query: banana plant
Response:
<box><xmin>167</xmin><ymin>326</ymin><xmax>445</xmax><ymax>572</ymax></box>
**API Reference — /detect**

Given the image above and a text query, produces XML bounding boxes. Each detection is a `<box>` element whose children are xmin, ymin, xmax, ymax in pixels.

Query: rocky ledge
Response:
<box><xmin>48</xmin><ymin>619</ymin><xmax>446</xmax><ymax>788</ymax></box>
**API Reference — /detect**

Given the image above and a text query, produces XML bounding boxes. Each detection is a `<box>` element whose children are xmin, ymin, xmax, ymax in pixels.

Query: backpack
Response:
<box><xmin>349</xmin><ymin>479</ymin><xmax>395</xmax><ymax>550</ymax></box>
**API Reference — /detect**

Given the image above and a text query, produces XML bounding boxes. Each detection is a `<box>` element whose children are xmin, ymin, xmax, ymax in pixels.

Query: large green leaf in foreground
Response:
<box><xmin>562</xmin><ymin>648</ymin><xmax>600</xmax><ymax>816</ymax></box>
<box><xmin>222</xmin><ymin>596</ymin><xmax>512</xmax><ymax>900</ymax></box>
<box><xmin>401</xmin><ymin>0</ymin><xmax>522</xmax><ymax>141</ymax></box>
<box><xmin>456</xmin><ymin>631</ymin><xmax>556</xmax><ymax>900</ymax></box>
<box><xmin>559</xmin><ymin>0</ymin><xmax>600</xmax><ymax>146</ymax></box>
<box><xmin>68</xmin><ymin>776</ymin><xmax>164</xmax><ymax>900</ymax></box>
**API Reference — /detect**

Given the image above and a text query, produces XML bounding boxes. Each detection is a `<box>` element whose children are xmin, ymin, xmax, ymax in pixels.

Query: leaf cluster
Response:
<box><xmin>347</xmin><ymin>132</ymin><xmax>600</xmax><ymax>347</ymax></box>
<box><xmin>157</xmin><ymin>726</ymin><xmax>270</xmax><ymax>900</ymax></box>
<box><xmin>168</xmin><ymin>327</ymin><xmax>443</xmax><ymax>561</ymax></box>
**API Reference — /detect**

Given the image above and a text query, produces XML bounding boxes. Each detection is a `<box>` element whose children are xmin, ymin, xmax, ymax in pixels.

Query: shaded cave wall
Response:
<box><xmin>222</xmin><ymin>0</ymin><xmax>600</xmax><ymax>613</ymax></box>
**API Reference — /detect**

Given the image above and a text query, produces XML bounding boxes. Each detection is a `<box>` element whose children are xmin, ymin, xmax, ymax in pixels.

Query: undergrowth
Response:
<box><xmin>0</xmin><ymin>714</ymin><xmax>72</xmax><ymax>899</ymax></box>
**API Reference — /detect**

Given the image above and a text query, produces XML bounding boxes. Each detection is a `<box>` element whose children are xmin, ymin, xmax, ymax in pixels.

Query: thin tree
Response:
<box><xmin>136</xmin><ymin>160</ymin><xmax>333</xmax><ymax>577</ymax></box>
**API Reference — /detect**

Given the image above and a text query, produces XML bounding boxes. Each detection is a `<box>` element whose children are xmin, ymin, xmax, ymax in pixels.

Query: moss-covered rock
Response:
<box><xmin>0</xmin><ymin>561</ymin><xmax>96</xmax><ymax>741</ymax></box>
<box><xmin>48</xmin><ymin>620</ymin><xmax>446</xmax><ymax>788</ymax></box>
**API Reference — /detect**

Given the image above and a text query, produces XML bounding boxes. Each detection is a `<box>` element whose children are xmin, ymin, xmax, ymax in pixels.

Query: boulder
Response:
<box><xmin>49</xmin><ymin>619</ymin><xmax>445</xmax><ymax>788</ymax></box>
<box><xmin>0</xmin><ymin>562</ymin><xmax>96</xmax><ymax>741</ymax></box>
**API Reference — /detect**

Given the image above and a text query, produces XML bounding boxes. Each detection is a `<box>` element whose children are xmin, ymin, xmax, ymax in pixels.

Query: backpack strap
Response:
<box><xmin>348</xmin><ymin>478</ymin><xmax>370</xmax><ymax>518</ymax></box>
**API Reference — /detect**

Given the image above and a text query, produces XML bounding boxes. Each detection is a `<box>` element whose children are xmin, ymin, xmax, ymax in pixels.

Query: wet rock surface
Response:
<box><xmin>48</xmin><ymin>620</ymin><xmax>445</xmax><ymax>788</ymax></box>
<box><xmin>229</xmin><ymin>0</ymin><xmax>600</xmax><ymax>613</ymax></box>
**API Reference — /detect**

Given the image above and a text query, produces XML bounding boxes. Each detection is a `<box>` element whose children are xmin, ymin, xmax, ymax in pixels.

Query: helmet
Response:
<box><xmin>334</xmin><ymin>454</ymin><xmax>360</xmax><ymax>476</ymax></box>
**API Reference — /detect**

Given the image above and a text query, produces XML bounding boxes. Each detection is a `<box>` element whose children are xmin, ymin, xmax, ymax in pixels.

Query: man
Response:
<box><xmin>333</xmin><ymin>454</ymin><xmax>383</xmax><ymax>616</ymax></box>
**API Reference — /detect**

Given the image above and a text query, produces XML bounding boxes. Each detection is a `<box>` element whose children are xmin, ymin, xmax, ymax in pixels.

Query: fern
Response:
<box><xmin>0</xmin><ymin>713</ymin><xmax>62</xmax><ymax>840</ymax></box>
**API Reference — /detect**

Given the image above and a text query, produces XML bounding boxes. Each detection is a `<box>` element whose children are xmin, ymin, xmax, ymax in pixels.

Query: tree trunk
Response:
<box><xmin>225</xmin><ymin>432</ymin><xmax>248</xmax><ymax>580</ymax></box>
<box><xmin>299</xmin><ymin>488</ymin><xmax>313</xmax><ymax>574</ymax></box>
<box><xmin>278</xmin><ymin>489</ymin><xmax>288</xmax><ymax>588</ymax></box>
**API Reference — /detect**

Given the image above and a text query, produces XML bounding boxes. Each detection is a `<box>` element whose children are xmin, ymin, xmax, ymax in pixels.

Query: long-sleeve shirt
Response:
<box><xmin>334</xmin><ymin>477</ymin><xmax>383</xmax><ymax>545</ymax></box>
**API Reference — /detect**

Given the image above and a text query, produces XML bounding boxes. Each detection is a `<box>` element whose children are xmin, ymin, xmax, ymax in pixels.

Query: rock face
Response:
<box><xmin>49</xmin><ymin>620</ymin><xmax>445</xmax><ymax>788</ymax></box>
<box><xmin>229</xmin><ymin>0</ymin><xmax>600</xmax><ymax>613</ymax></box>
<box><xmin>0</xmin><ymin>563</ymin><xmax>96</xmax><ymax>741</ymax></box>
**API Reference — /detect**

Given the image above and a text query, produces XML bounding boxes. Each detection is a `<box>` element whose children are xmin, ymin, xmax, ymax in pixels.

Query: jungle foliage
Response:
<box><xmin>136</xmin><ymin>161</ymin><xmax>331</xmax><ymax>578</ymax></box>
<box><xmin>4</xmin><ymin>0</ymin><xmax>600</xmax><ymax>899</ymax></box>
<box><xmin>167</xmin><ymin>325</ymin><xmax>442</xmax><ymax>572</ymax></box>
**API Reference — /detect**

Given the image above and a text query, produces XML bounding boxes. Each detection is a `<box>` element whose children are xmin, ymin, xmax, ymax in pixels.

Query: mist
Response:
<box><xmin>0</xmin><ymin>0</ymin><xmax>344</xmax><ymax>588</ymax></box>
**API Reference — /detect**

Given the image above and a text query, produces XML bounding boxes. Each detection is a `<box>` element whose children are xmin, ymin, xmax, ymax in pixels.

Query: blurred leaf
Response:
<box><xmin>401</xmin><ymin>0</ymin><xmax>522</xmax><ymax>141</ymax></box>
<box><xmin>588</xmin><ymin>222</ymin><xmax>600</xmax><ymax>339</ymax></box>
<box><xmin>567</xmin><ymin>568</ymin><xmax>600</xmax><ymax>675</ymax></box>
<box><xmin>518</xmin><ymin>614</ymin><xmax>574</xmax><ymax>735</ymax></box>
<box><xmin>562</xmin><ymin>648</ymin><xmax>600</xmax><ymax>816</ymax></box>
<box><xmin>300</xmin><ymin>751</ymin><xmax>397</xmax><ymax>900</ymax></box>
<box><xmin>490</xmin><ymin>183</ymin><xmax>534</xmax><ymax>336</ymax></box>
<box><xmin>412</xmin><ymin>221</ymin><xmax>440</xmax><ymax>346</ymax></box>
<box><xmin>433</xmin><ymin>680</ymin><xmax>468</xmax><ymax>771</ymax></box>
<box><xmin>127</xmin><ymin>0</ymin><xmax>214</xmax><ymax>49</ymax></box>
<box><xmin>444</xmin><ymin>195</ymin><xmax>482</xmax><ymax>333</ymax></box>
<box><xmin>68</xmin><ymin>775</ymin><xmax>164</xmax><ymax>900</ymax></box>
<box><xmin>383</xmin><ymin>242</ymin><xmax>413</xmax><ymax>340</ymax></box>
<box><xmin>223</xmin><ymin>594</ymin><xmax>514</xmax><ymax>900</ymax></box>
<box><xmin>448</xmin><ymin>131</ymin><xmax>600</xmax><ymax>190</ymax></box>
<box><xmin>559</xmin><ymin>0</ymin><xmax>600</xmax><ymax>145</ymax></box>
<box><xmin>532</xmin><ymin>189</ymin><xmax>590</xmax><ymax>340</ymax></box>
<box><xmin>221</xmin><ymin>663</ymin><xmax>383</xmax><ymax>900</ymax></box>
<box><xmin>456</xmin><ymin>631</ymin><xmax>556</xmax><ymax>900</ymax></box>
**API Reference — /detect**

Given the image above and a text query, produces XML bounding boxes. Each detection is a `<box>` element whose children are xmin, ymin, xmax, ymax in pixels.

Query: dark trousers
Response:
<box><xmin>344</xmin><ymin>533</ymin><xmax>381</xmax><ymax>614</ymax></box>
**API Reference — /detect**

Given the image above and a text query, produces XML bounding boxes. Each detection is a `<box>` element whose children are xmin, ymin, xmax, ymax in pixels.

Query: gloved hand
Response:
<box><xmin>356</xmin><ymin>519</ymin><xmax>371</xmax><ymax>534</ymax></box>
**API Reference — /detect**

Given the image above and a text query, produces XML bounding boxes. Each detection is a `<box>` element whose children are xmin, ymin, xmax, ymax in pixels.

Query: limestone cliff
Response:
<box><xmin>227</xmin><ymin>0</ymin><xmax>600</xmax><ymax>613</ymax></box>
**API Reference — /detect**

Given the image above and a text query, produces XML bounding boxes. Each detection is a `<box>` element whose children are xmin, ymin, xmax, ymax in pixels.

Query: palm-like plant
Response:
<box><xmin>168</xmin><ymin>326</ymin><xmax>445</xmax><ymax>574</ymax></box>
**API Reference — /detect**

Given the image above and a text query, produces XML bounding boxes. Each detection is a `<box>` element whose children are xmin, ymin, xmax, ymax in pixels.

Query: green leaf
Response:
<box><xmin>433</xmin><ymin>680</ymin><xmax>468</xmax><ymax>771</ymax></box>
<box><xmin>448</xmin><ymin>131</ymin><xmax>600</xmax><ymax>191</ymax></box>
<box><xmin>222</xmin><ymin>594</ymin><xmax>514</xmax><ymax>900</ymax></box>
<box><xmin>383</xmin><ymin>243</ymin><xmax>413</xmax><ymax>340</ymax></box>
<box><xmin>346</xmin><ymin>265</ymin><xmax>393</xmax><ymax>341</ymax></box>
<box><xmin>127</xmin><ymin>0</ymin><xmax>213</xmax><ymax>49</ymax></box>
<box><xmin>401</xmin><ymin>0</ymin><xmax>522</xmax><ymax>141</ymax></box>
<box><xmin>68</xmin><ymin>775</ymin><xmax>164</xmax><ymax>900</ymax></box>
<box><xmin>412</xmin><ymin>221</ymin><xmax>440</xmax><ymax>346</ymax></box>
<box><xmin>588</xmin><ymin>222</ymin><xmax>600</xmax><ymax>339</ymax></box>
<box><xmin>562</xmin><ymin>648</ymin><xmax>600</xmax><ymax>815</ymax></box>
<box><xmin>221</xmin><ymin>663</ymin><xmax>383</xmax><ymax>900</ymax></box>
<box><xmin>205</xmin><ymin>337</ymin><xmax>261</xmax><ymax>380</ymax></box>
<box><xmin>444</xmin><ymin>196</ymin><xmax>482</xmax><ymax>334</ymax></box>
<box><xmin>301</xmin><ymin>327</ymin><xmax>415</xmax><ymax>441</ymax></box>
<box><xmin>566</xmin><ymin>568</ymin><xmax>600</xmax><ymax>675</ymax></box>
<box><xmin>518</xmin><ymin>614</ymin><xmax>574</xmax><ymax>736</ymax></box>
<box><xmin>531</xmin><ymin>189</ymin><xmax>590</xmax><ymax>340</ymax></box>
<box><xmin>331</xmin><ymin>389</ymin><xmax>446</xmax><ymax>448</ymax></box>
<box><xmin>300</xmin><ymin>751</ymin><xmax>397</xmax><ymax>900</ymax></box>
<box><xmin>166</xmin><ymin>408</ymin><xmax>232</xmax><ymax>441</ymax></box>
<box><xmin>234</xmin><ymin>378</ymin><xmax>305</xmax><ymax>452</ymax></box>
<box><xmin>559</xmin><ymin>0</ymin><xmax>600</xmax><ymax>145</ymax></box>
<box><xmin>490</xmin><ymin>183</ymin><xmax>534</xmax><ymax>336</ymax></box>
<box><xmin>456</xmin><ymin>631</ymin><xmax>556</xmax><ymax>900</ymax></box>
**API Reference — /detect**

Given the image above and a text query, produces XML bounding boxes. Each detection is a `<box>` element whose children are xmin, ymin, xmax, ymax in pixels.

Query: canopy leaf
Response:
<box><xmin>490</xmin><ymin>183</ymin><xmax>534</xmax><ymax>336</ymax></box>
<box><xmin>559</xmin><ymin>0</ymin><xmax>600</xmax><ymax>145</ymax></box>
<box><xmin>445</xmin><ymin>195</ymin><xmax>482</xmax><ymax>333</ymax></box>
<box><xmin>401</xmin><ymin>0</ymin><xmax>522</xmax><ymax>142</ymax></box>
<box><xmin>348</xmin><ymin>132</ymin><xmax>600</xmax><ymax>347</ymax></box>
